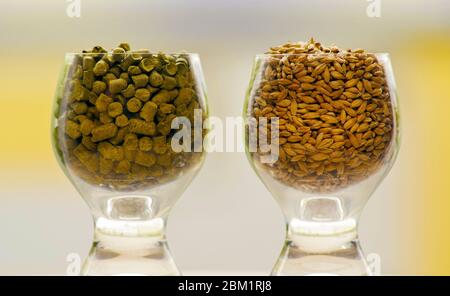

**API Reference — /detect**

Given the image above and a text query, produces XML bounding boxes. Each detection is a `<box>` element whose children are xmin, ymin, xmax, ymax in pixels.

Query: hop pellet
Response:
<box><xmin>55</xmin><ymin>43</ymin><xmax>206</xmax><ymax>190</ymax></box>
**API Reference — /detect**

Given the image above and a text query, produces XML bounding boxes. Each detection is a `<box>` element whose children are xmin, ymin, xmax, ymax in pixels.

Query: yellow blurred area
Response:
<box><xmin>398</xmin><ymin>36</ymin><xmax>450</xmax><ymax>274</ymax></box>
<box><xmin>0</xmin><ymin>56</ymin><xmax>60</xmax><ymax>166</ymax></box>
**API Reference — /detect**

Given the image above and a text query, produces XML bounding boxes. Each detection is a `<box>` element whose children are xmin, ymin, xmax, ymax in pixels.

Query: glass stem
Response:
<box><xmin>271</xmin><ymin>222</ymin><xmax>371</xmax><ymax>276</ymax></box>
<box><xmin>81</xmin><ymin>217</ymin><xmax>180</xmax><ymax>276</ymax></box>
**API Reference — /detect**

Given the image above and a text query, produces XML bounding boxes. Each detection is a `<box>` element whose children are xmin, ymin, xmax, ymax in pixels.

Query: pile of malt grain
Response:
<box><xmin>250</xmin><ymin>39</ymin><xmax>394</xmax><ymax>192</ymax></box>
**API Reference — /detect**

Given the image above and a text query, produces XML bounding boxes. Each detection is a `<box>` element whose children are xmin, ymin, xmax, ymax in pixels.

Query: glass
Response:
<box><xmin>52</xmin><ymin>52</ymin><xmax>208</xmax><ymax>275</ymax></box>
<box><xmin>244</xmin><ymin>53</ymin><xmax>399</xmax><ymax>275</ymax></box>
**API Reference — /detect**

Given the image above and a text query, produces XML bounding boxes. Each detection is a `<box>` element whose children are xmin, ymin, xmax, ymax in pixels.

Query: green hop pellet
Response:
<box><xmin>159</xmin><ymin>103</ymin><xmax>175</xmax><ymax>114</ymax></box>
<box><xmin>115</xmin><ymin>114</ymin><xmax>129</xmax><ymax>127</ymax></box>
<box><xmin>109</xmin><ymin>66</ymin><xmax>122</xmax><ymax>77</ymax></box>
<box><xmin>81</xmin><ymin>136</ymin><xmax>97</xmax><ymax>151</ymax></box>
<box><xmin>175</xmin><ymin>104</ymin><xmax>187</xmax><ymax>115</ymax></box>
<box><xmin>128</xmin><ymin>65</ymin><xmax>142</xmax><ymax>76</ymax></box>
<box><xmin>71</xmin><ymin>102</ymin><xmax>88</xmax><ymax>114</ymax></box>
<box><xmin>65</xmin><ymin>120</ymin><xmax>81</xmax><ymax>139</ymax></box>
<box><xmin>115</xmin><ymin>159</ymin><xmax>131</xmax><ymax>174</ymax></box>
<box><xmin>119</xmin><ymin>72</ymin><xmax>129</xmax><ymax>82</ymax></box>
<box><xmin>110</xmin><ymin>127</ymin><xmax>128</xmax><ymax>145</ymax></box>
<box><xmin>157</xmin><ymin>114</ymin><xmax>176</xmax><ymax>136</ymax></box>
<box><xmin>85</xmin><ymin>89</ymin><xmax>97</xmax><ymax>102</ymax></box>
<box><xmin>125</xmin><ymin>149</ymin><xmax>137</xmax><ymax>162</ymax></box>
<box><xmin>67</xmin><ymin>110</ymin><xmax>77</xmax><ymax>120</ymax></box>
<box><xmin>149</xmin><ymin>71</ymin><xmax>163</xmax><ymax>87</ymax></box>
<box><xmin>99</xmin><ymin>112</ymin><xmax>113</xmax><ymax>124</ymax></box>
<box><xmin>127</xmin><ymin>98</ymin><xmax>142</xmax><ymax>113</ymax></box>
<box><xmin>73</xmin><ymin>65</ymin><xmax>83</xmax><ymax>79</ymax></box>
<box><xmin>102</xmin><ymin>73</ymin><xmax>117</xmax><ymax>83</ymax></box>
<box><xmin>87</xmin><ymin>106</ymin><xmax>98</xmax><ymax>116</ymax></box>
<box><xmin>102</xmin><ymin>54</ymin><xmax>114</xmax><ymax>65</ymax></box>
<box><xmin>176</xmin><ymin>58</ymin><xmax>189</xmax><ymax>74</ymax></box>
<box><xmin>95</xmin><ymin>94</ymin><xmax>113</xmax><ymax>112</ymax></box>
<box><xmin>92</xmin><ymin>81</ymin><xmax>106</xmax><ymax>94</ymax></box>
<box><xmin>176</xmin><ymin>74</ymin><xmax>188</xmax><ymax>88</ymax></box>
<box><xmin>73</xmin><ymin>144</ymin><xmax>98</xmax><ymax>172</ymax></box>
<box><xmin>74</xmin><ymin>115</ymin><xmax>88</xmax><ymax>123</ymax></box>
<box><xmin>139</xmin><ymin>137</ymin><xmax>153</xmax><ymax>152</ymax></box>
<box><xmin>128</xmin><ymin>119</ymin><xmax>156</xmax><ymax>136</ymax></box>
<box><xmin>70</xmin><ymin>80</ymin><xmax>85</xmax><ymax>101</ymax></box>
<box><xmin>107</xmin><ymin>102</ymin><xmax>123</xmax><ymax>117</ymax></box>
<box><xmin>112</xmin><ymin>47</ymin><xmax>126</xmax><ymax>62</ymax></box>
<box><xmin>91</xmin><ymin>46</ymin><xmax>107</xmax><ymax>54</ymax></box>
<box><xmin>135</xmin><ymin>151</ymin><xmax>156</xmax><ymax>167</ymax></box>
<box><xmin>153</xmin><ymin>136</ymin><xmax>168</xmax><ymax>154</ymax></box>
<box><xmin>139</xmin><ymin>58</ymin><xmax>156</xmax><ymax>72</ymax></box>
<box><xmin>98</xmin><ymin>141</ymin><xmax>124</xmax><ymax>161</ymax></box>
<box><xmin>162</xmin><ymin>75</ymin><xmax>177</xmax><ymax>90</ymax></box>
<box><xmin>140</xmin><ymin>101</ymin><xmax>158</xmax><ymax>122</ymax></box>
<box><xmin>83</xmin><ymin>56</ymin><xmax>95</xmax><ymax>71</ymax></box>
<box><xmin>116</xmin><ymin>95</ymin><xmax>126</xmax><ymax>106</ymax></box>
<box><xmin>157</xmin><ymin>152</ymin><xmax>172</xmax><ymax>167</ymax></box>
<box><xmin>147</xmin><ymin>85</ymin><xmax>159</xmax><ymax>95</ymax></box>
<box><xmin>109</xmin><ymin>78</ymin><xmax>128</xmax><ymax>94</ymax></box>
<box><xmin>93</xmin><ymin>60</ymin><xmax>109</xmax><ymax>76</ymax></box>
<box><xmin>82</xmin><ymin>70</ymin><xmax>94</xmax><ymax>89</ymax></box>
<box><xmin>99</xmin><ymin>156</ymin><xmax>113</xmax><ymax>174</ymax></box>
<box><xmin>164</xmin><ymin>63</ymin><xmax>178</xmax><ymax>76</ymax></box>
<box><xmin>135</xmin><ymin>88</ymin><xmax>150</xmax><ymax>101</ymax></box>
<box><xmin>175</xmin><ymin>88</ymin><xmax>194</xmax><ymax>105</ymax></box>
<box><xmin>119</xmin><ymin>55</ymin><xmax>134</xmax><ymax>71</ymax></box>
<box><xmin>91</xmin><ymin>123</ymin><xmax>118</xmax><ymax>142</ymax></box>
<box><xmin>124</xmin><ymin>133</ymin><xmax>138</xmax><ymax>151</ymax></box>
<box><xmin>132</xmin><ymin>74</ymin><xmax>148</xmax><ymax>88</ymax></box>
<box><xmin>118</xmin><ymin>43</ymin><xmax>130</xmax><ymax>51</ymax></box>
<box><xmin>160</xmin><ymin>53</ymin><xmax>175</xmax><ymax>64</ymax></box>
<box><xmin>151</xmin><ymin>90</ymin><xmax>171</xmax><ymax>105</ymax></box>
<box><xmin>130</xmin><ymin>53</ymin><xmax>143</xmax><ymax>62</ymax></box>
<box><xmin>98</xmin><ymin>113</ymin><xmax>109</xmax><ymax>123</ymax></box>
<box><xmin>168</xmin><ymin>89</ymin><xmax>179</xmax><ymax>100</ymax></box>
<box><xmin>121</xmin><ymin>84</ymin><xmax>135</xmax><ymax>98</ymax></box>
<box><xmin>80</xmin><ymin>119</ymin><xmax>94</xmax><ymax>135</ymax></box>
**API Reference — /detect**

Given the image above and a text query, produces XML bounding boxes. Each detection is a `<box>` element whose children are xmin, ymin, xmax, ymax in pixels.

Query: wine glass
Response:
<box><xmin>51</xmin><ymin>50</ymin><xmax>208</xmax><ymax>275</ymax></box>
<box><xmin>244</xmin><ymin>51</ymin><xmax>399</xmax><ymax>275</ymax></box>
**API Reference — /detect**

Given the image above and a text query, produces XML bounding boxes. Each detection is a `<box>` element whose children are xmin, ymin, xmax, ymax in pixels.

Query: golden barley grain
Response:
<box><xmin>250</xmin><ymin>39</ymin><xmax>394</xmax><ymax>192</ymax></box>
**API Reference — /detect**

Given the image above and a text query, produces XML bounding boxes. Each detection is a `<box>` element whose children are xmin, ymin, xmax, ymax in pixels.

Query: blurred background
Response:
<box><xmin>0</xmin><ymin>0</ymin><xmax>449</xmax><ymax>275</ymax></box>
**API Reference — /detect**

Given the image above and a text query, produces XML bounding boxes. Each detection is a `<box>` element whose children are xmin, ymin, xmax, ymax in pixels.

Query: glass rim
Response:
<box><xmin>64</xmin><ymin>52</ymin><xmax>200</xmax><ymax>57</ymax></box>
<box><xmin>255</xmin><ymin>52</ymin><xmax>390</xmax><ymax>57</ymax></box>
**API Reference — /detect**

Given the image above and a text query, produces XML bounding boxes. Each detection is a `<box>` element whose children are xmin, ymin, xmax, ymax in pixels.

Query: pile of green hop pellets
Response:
<box><xmin>54</xmin><ymin>43</ymin><xmax>205</xmax><ymax>190</ymax></box>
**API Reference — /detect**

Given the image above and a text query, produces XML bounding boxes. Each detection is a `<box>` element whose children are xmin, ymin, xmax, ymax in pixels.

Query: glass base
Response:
<box><xmin>271</xmin><ymin>198</ymin><xmax>372</xmax><ymax>276</ymax></box>
<box><xmin>81</xmin><ymin>217</ymin><xmax>179</xmax><ymax>276</ymax></box>
<box><xmin>271</xmin><ymin>239</ymin><xmax>370</xmax><ymax>276</ymax></box>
